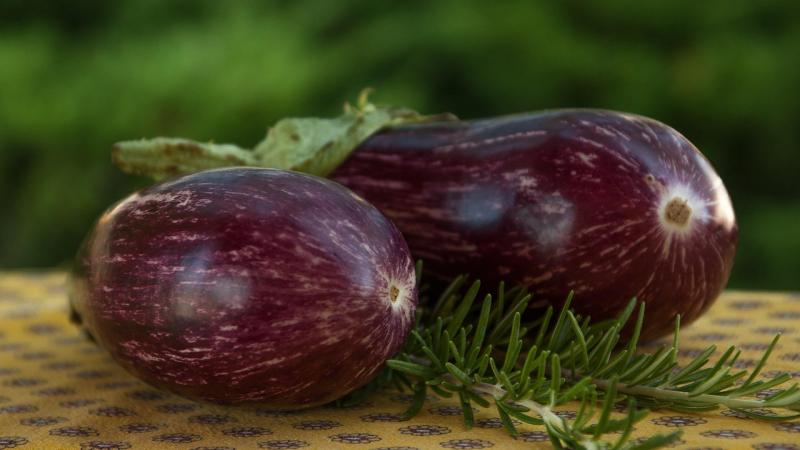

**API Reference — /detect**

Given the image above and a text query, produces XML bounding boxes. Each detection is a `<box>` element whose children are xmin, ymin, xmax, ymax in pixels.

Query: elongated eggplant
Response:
<box><xmin>331</xmin><ymin>110</ymin><xmax>737</xmax><ymax>339</ymax></box>
<box><xmin>113</xmin><ymin>102</ymin><xmax>737</xmax><ymax>340</ymax></box>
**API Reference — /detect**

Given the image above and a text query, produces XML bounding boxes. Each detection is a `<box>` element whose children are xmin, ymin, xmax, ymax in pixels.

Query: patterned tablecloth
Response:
<box><xmin>1</xmin><ymin>271</ymin><xmax>799</xmax><ymax>450</ymax></box>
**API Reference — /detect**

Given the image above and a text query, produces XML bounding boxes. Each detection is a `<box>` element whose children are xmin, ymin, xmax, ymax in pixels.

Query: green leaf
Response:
<box><xmin>400</xmin><ymin>382</ymin><xmax>428</xmax><ymax>420</ymax></box>
<box><xmin>519</xmin><ymin>345</ymin><xmax>540</xmax><ymax>382</ymax></box>
<box><xmin>387</xmin><ymin>359</ymin><xmax>436</xmax><ymax>379</ymax></box>
<box><xmin>687</xmin><ymin>366</ymin><xmax>732</xmax><ymax>397</ymax></box>
<box><xmin>615</xmin><ymin>298</ymin><xmax>639</xmax><ymax>330</ymax></box>
<box><xmin>670</xmin><ymin>315</ymin><xmax>681</xmax><ymax>365</ymax></box>
<box><xmin>741</xmin><ymin>334</ymin><xmax>781</xmax><ymax>388</ymax></box>
<box><xmin>490</xmin><ymin>358</ymin><xmax>517</xmax><ymax>399</ymax></box>
<box><xmin>763</xmin><ymin>385</ymin><xmax>800</xmax><ymax>407</ymax></box>
<box><xmin>501</xmin><ymin>312</ymin><xmax>522</xmax><ymax>373</ymax></box>
<box><xmin>630</xmin><ymin>431</ymin><xmax>682</xmax><ymax>450</ymax></box>
<box><xmin>467</xmin><ymin>295</ymin><xmax>492</xmax><ymax>368</ymax></box>
<box><xmin>595</xmin><ymin>349</ymin><xmax>630</xmax><ymax>378</ymax></box>
<box><xmin>464</xmin><ymin>389</ymin><xmax>491</xmax><ymax>408</ymax></box>
<box><xmin>547</xmin><ymin>292</ymin><xmax>574</xmax><ymax>351</ymax></box>
<box><xmin>488</xmin><ymin>293</ymin><xmax>531</xmax><ymax>345</ymax></box>
<box><xmin>550</xmin><ymin>354</ymin><xmax>562</xmax><ymax>398</ymax></box>
<box><xmin>665</xmin><ymin>346</ymin><xmax>716</xmax><ymax>386</ymax></box>
<box><xmin>566</xmin><ymin>311</ymin><xmax>590</xmax><ymax>369</ymax></box>
<box><xmin>504</xmin><ymin>406</ymin><xmax>544</xmax><ymax>425</ymax></box>
<box><xmin>556</xmin><ymin>377</ymin><xmax>592</xmax><ymax>404</ymax></box>
<box><xmin>594</xmin><ymin>376</ymin><xmax>618</xmax><ymax>438</ymax></box>
<box><xmin>431</xmin><ymin>275</ymin><xmax>467</xmax><ymax>320</ymax></box>
<box><xmin>730</xmin><ymin>408</ymin><xmax>800</xmax><ymax>421</ymax></box>
<box><xmin>619</xmin><ymin>354</ymin><xmax>651</xmax><ymax>381</ymax></box>
<box><xmin>429</xmin><ymin>384</ymin><xmax>453</xmax><ymax>398</ymax></box>
<box><xmin>587</xmin><ymin>409</ymin><xmax>649</xmax><ymax>435</ymax></box>
<box><xmin>114</xmin><ymin>91</ymin><xmax>456</xmax><ymax>180</ymax></box>
<box><xmin>624</xmin><ymin>302</ymin><xmax>645</xmax><ymax>367</ymax></box>
<box><xmin>726</xmin><ymin>373</ymin><xmax>792</xmax><ymax>397</ymax></box>
<box><xmin>458</xmin><ymin>391</ymin><xmax>475</xmax><ymax>429</ymax></box>
<box><xmin>495</xmin><ymin>400</ymin><xmax>519</xmax><ymax>436</ymax></box>
<box><xmin>112</xmin><ymin>138</ymin><xmax>258</xmax><ymax>180</ymax></box>
<box><xmin>445</xmin><ymin>362</ymin><xmax>472</xmax><ymax>386</ymax></box>
<box><xmin>626</xmin><ymin>347</ymin><xmax>675</xmax><ymax>386</ymax></box>
<box><xmin>611</xmin><ymin>400</ymin><xmax>638</xmax><ymax>450</ymax></box>
<box><xmin>588</xmin><ymin>324</ymin><xmax>621</xmax><ymax>370</ymax></box>
<box><xmin>446</xmin><ymin>280</ymin><xmax>481</xmax><ymax>337</ymax></box>
<box><xmin>448</xmin><ymin>340</ymin><xmax>463</xmax><ymax>367</ymax></box>
<box><xmin>477</xmin><ymin>345</ymin><xmax>493</xmax><ymax>377</ymax></box>
<box><xmin>533</xmin><ymin>306</ymin><xmax>554</xmax><ymax>350</ymax></box>
<box><xmin>572</xmin><ymin>389</ymin><xmax>597</xmax><ymax>430</ymax></box>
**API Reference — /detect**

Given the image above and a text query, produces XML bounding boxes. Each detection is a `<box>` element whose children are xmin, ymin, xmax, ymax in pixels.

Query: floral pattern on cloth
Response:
<box><xmin>0</xmin><ymin>271</ymin><xmax>799</xmax><ymax>449</ymax></box>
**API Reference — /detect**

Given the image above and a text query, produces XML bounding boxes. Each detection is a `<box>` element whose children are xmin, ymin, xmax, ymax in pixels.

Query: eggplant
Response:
<box><xmin>331</xmin><ymin>110</ymin><xmax>737</xmax><ymax>339</ymax></box>
<box><xmin>113</xmin><ymin>103</ymin><xmax>737</xmax><ymax>340</ymax></box>
<box><xmin>69</xmin><ymin>168</ymin><xmax>417</xmax><ymax>406</ymax></box>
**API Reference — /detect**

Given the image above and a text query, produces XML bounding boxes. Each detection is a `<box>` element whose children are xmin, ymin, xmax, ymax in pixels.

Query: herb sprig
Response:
<box><xmin>361</xmin><ymin>266</ymin><xmax>800</xmax><ymax>449</ymax></box>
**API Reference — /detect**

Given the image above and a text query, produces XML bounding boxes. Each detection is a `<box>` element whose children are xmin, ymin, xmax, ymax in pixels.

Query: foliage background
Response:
<box><xmin>1</xmin><ymin>0</ymin><xmax>798</xmax><ymax>289</ymax></box>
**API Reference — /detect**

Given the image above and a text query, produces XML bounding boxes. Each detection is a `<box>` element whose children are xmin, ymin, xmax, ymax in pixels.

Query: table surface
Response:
<box><xmin>1</xmin><ymin>271</ymin><xmax>799</xmax><ymax>450</ymax></box>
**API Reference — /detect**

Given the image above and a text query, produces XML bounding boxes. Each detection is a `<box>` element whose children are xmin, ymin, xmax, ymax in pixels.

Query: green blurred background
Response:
<box><xmin>1</xmin><ymin>0</ymin><xmax>798</xmax><ymax>289</ymax></box>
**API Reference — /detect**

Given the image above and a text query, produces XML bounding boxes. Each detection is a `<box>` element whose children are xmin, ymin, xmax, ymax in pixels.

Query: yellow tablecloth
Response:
<box><xmin>1</xmin><ymin>271</ymin><xmax>799</xmax><ymax>449</ymax></box>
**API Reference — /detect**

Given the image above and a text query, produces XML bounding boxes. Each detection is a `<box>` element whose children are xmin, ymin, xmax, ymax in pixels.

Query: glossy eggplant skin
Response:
<box><xmin>331</xmin><ymin>110</ymin><xmax>738</xmax><ymax>339</ymax></box>
<box><xmin>69</xmin><ymin>168</ymin><xmax>417</xmax><ymax>407</ymax></box>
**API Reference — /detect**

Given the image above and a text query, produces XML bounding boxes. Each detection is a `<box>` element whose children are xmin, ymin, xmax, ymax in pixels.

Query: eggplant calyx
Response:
<box><xmin>112</xmin><ymin>89</ymin><xmax>456</xmax><ymax>180</ymax></box>
<box><xmin>253</xmin><ymin>89</ymin><xmax>455</xmax><ymax>177</ymax></box>
<box><xmin>112</xmin><ymin>139</ymin><xmax>257</xmax><ymax>180</ymax></box>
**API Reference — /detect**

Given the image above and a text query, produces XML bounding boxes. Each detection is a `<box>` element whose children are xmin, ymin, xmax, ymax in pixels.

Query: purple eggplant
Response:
<box><xmin>69</xmin><ymin>167</ymin><xmax>417</xmax><ymax>407</ymax></box>
<box><xmin>330</xmin><ymin>110</ymin><xmax>737</xmax><ymax>339</ymax></box>
<box><xmin>113</xmin><ymin>104</ymin><xmax>738</xmax><ymax>340</ymax></box>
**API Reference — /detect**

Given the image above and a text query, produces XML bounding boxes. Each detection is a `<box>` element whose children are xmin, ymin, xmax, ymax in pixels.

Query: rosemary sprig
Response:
<box><xmin>377</xmin><ymin>274</ymin><xmax>800</xmax><ymax>449</ymax></box>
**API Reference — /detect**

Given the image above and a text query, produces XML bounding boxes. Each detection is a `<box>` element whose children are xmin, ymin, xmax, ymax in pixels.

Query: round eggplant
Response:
<box><xmin>69</xmin><ymin>167</ymin><xmax>417</xmax><ymax>407</ymax></box>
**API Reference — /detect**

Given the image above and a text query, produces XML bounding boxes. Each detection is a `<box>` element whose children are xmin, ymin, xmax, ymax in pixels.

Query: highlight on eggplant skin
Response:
<box><xmin>331</xmin><ymin>109</ymin><xmax>738</xmax><ymax>340</ymax></box>
<box><xmin>69</xmin><ymin>167</ymin><xmax>418</xmax><ymax>407</ymax></box>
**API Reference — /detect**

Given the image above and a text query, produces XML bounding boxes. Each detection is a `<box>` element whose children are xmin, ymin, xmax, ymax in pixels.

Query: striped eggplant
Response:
<box><xmin>69</xmin><ymin>167</ymin><xmax>417</xmax><ymax>406</ymax></box>
<box><xmin>331</xmin><ymin>110</ymin><xmax>737</xmax><ymax>339</ymax></box>
<box><xmin>113</xmin><ymin>101</ymin><xmax>738</xmax><ymax>340</ymax></box>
